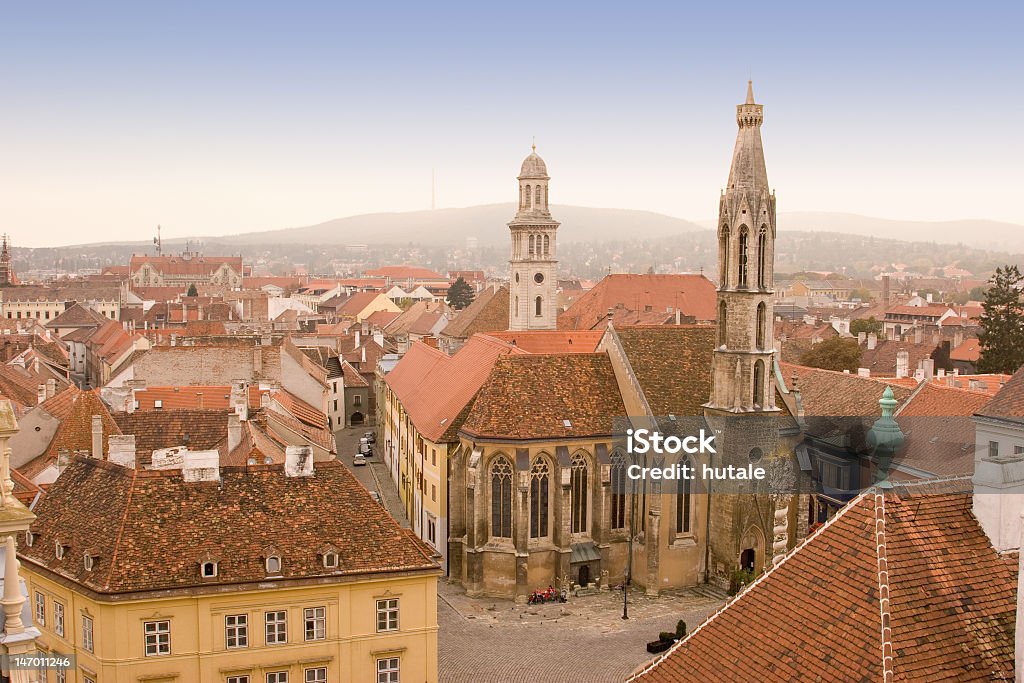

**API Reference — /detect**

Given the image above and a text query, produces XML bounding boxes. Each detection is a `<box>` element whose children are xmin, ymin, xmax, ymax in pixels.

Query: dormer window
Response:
<box><xmin>201</xmin><ymin>561</ymin><xmax>218</xmax><ymax>578</ymax></box>
<box><xmin>266</xmin><ymin>556</ymin><xmax>281</xmax><ymax>574</ymax></box>
<box><xmin>25</xmin><ymin>531</ymin><xmax>33</xmax><ymax>547</ymax></box>
<box><xmin>323</xmin><ymin>552</ymin><xmax>338</xmax><ymax>569</ymax></box>
<box><xmin>83</xmin><ymin>553</ymin><xmax>94</xmax><ymax>571</ymax></box>
<box><xmin>55</xmin><ymin>541</ymin><xmax>65</xmax><ymax>560</ymax></box>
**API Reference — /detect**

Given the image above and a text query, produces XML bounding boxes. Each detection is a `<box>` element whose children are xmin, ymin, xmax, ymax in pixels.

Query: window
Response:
<box><xmin>227</xmin><ymin>677</ymin><xmax>250</xmax><ymax>683</ymax></box>
<box><xmin>535</xmin><ymin>296</ymin><xmax>543</xmax><ymax>317</ymax></box>
<box><xmin>528</xmin><ymin>234</ymin><xmax>535</xmax><ymax>255</ymax></box>
<box><xmin>353</xmin><ymin>394</ymin><xmax>362</xmax><ymax>407</ymax></box>
<box><xmin>323</xmin><ymin>552</ymin><xmax>339</xmax><ymax>569</ymax></box>
<box><xmin>427</xmin><ymin>517</ymin><xmax>436</xmax><ymax>544</ymax></box>
<box><xmin>570</xmin><ymin>453</ymin><xmax>589</xmax><ymax>534</ymax></box>
<box><xmin>758</xmin><ymin>226</ymin><xmax>768</xmax><ymax>288</ymax></box>
<box><xmin>54</xmin><ymin>601</ymin><xmax>64</xmax><ymax>637</ymax></box>
<box><xmin>225</xmin><ymin>614</ymin><xmax>248</xmax><ymax>648</ymax></box>
<box><xmin>431</xmin><ymin>483</ymin><xmax>436</xmax><ymax>502</ymax></box>
<box><xmin>305</xmin><ymin>668</ymin><xmax>327</xmax><ymax>683</ymax></box>
<box><xmin>610</xmin><ymin>452</ymin><xmax>626</xmax><ymax>530</ymax></box>
<box><xmin>990</xmin><ymin>441</ymin><xmax>1000</xmax><ymax>458</ymax></box>
<box><xmin>267</xmin><ymin>673</ymin><xmax>288</xmax><ymax>683</ymax></box>
<box><xmin>529</xmin><ymin>457</ymin><xmax>550</xmax><ymax>538</ymax></box>
<box><xmin>676</xmin><ymin>464</ymin><xmax>692</xmax><ymax>535</ymax></box>
<box><xmin>265</xmin><ymin>610</ymin><xmax>287</xmax><ymax>644</ymax></box>
<box><xmin>304</xmin><ymin>606</ymin><xmax>326</xmax><ymax>641</ymax></box>
<box><xmin>55</xmin><ymin>541</ymin><xmax>65</xmax><ymax>560</ymax></box>
<box><xmin>144</xmin><ymin>620</ymin><xmax>171</xmax><ymax>656</ymax></box>
<box><xmin>25</xmin><ymin>530</ymin><xmax>33</xmax><ymax>547</ymax></box>
<box><xmin>333</xmin><ymin>399</ymin><xmax>338</xmax><ymax>411</ymax></box>
<box><xmin>719</xmin><ymin>227</ymin><xmax>730</xmax><ymax>287</ymax></box>
<box><xmin>56</xmin><ymin>668</ymin><xmax>66</xmax><ymax>683</ymax></box>
<box><xmin>202</xmin><ymin>561</ymin><xmax>218</xmax><ymax>577</ymax></box>
<box><xmin>34</xmin><ymin>591</ymin><xmax>44</xmax><ymax>626</ymax></box>
<box><xmin>377</xmin><ymin>657</ymin><xmax>400</xmax><ymax>683</ymax></box>
<box><xmin>543</xmin><ymin>234</ymin><xmax>550</xmax><ymax>255</ymax></box>
<box><xmin>718</xmin><ymin>301</ymin><xmax>728</xmax><ymax>347</ymax></box>
<box><xmin>738</xmin><ymin>226</ymin><xmax>749</xmax><ymax>288</ymax></box>
<box><xmin>490</xmin><ymin>457</ymin><xmax>513</xmax><ymax>538</ymax></box>
<box><xmin>83</xmin><ymin>676</ymin><xmax>94</xmax><ymax>683</ymax></box>
<box><xmin>756</xmin><ymin>302</ymin><xmax>766</xmax><ymax>350</ymax></box>
<box><xmin>431</xmin><ymin>448</ymin><xmax>436</xmax><ymax>466</ymax></box>
<box><xmin>753</xmin><ymin>359</ymin><xmax>765</xmax><ymax>408</ymax></box>
<box><xmin>1016</xmin><ymin>445</ymin><xmax>1024</xmax><ymax>455</ymax></box>
<box><xmin>376</xmin><ymin>598</ymin><xmax>399</xmax><ymax>632</ymax></box>
<box><xmin>82</xmin><ymin>614</ymin><xmax>94</xmax><ymax>652</ymax></box>
<box><xmin>266</xmin><ymin>555</ymin><xmax>282</xmax><ymax>574</ymax></box>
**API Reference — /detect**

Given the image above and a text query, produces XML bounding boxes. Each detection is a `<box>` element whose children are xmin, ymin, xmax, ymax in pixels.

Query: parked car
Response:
<box><xmin>358</xmin><ymin>442</ymin><xmax>374</xmax><ymax>456</ymax></box>
<box><xmin>369</xmin><ymin>491</ymin><xmax>383</xmax><ymax>505</ymax></box>
<box><xmin>363</xmin><ymin>431</ymin><xmax>376</xmax><ymax>444</ymax></box>
<box><xmin>353</xmin><ymin>454</ymin><xmax>367</xmax><ymax>466</ymax></box>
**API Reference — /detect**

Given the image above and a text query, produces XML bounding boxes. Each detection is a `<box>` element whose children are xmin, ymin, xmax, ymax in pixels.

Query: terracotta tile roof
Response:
<box><xmin>341</xmin><ymin>361</ymin><xmax>368</xmax><ymax>387</ymax></box>
<box><xmin>113</xmin><ymin>409</ymin><xmax>231</xmax><ymax>466</ymax></box>
<box><xmin>950</xmin><ymin>337</ymin><xmax>981</xmax><ymax>362</ymax></box>
<box><xmin>482</xmin><ymin>330</ymin><xmax>604</xmax><ymax>354</ymax></box>
<box><xmin>337</xmin><ymin>292</ymin><xmax>384</xmax><ymax>317</ymax></box>
<box><xmin>129</xmin><ymin>254</ymin><xmax>243</xmax><ymax>276</ymax></box>
<box><xmin>890</xmin><ymin>384</ymin><xmax>992</xmax><ymax>478</ymax></box>
<box><xmin>365</xmin><ymin>310</ymin><xmax>401</xmax><ymax>328</ymax></box>
<box><xmin>133</xmin><ymin>385</ymin><xmax>268</xmax><ymax>411</ymax></box>
<box><xmin>614</xmin><ymin>325</ymin><xmax>716</xmax><ymax>416</ymax></box>
<box><xmin>45</xmin><ymin>303</ymin><xmax>108</xmax><ymax>329</ymax></box>
<box><xmin>978</xmin><ymin>365</ymin><xmax>1024</xmax><ymax>420</ymax></box>
<box><xmin>130</xmin><ymin>285</ymin><xmax>187</xmax><ymax>301</ymax></box>
<box><xmin>384</xmin><ymin>301</ymin><xmax>449</xmax><ymax>336</ymax></box>
<box><xmin>782</xmin><ymin>362</ymin><xmax>913</xmax><ymax>416</ymax></box>
<box><xmin>630</xmin><ymin>485</ymin><xmax>1015</xmax><ymax>683</ymax></box>
<box><xmin>897</xmin><ymin>382</ymin><xmax>991</xmax><ymax>418</ymax></box>
<box><xmin>857</xmin><ymin>339</ymin><xmax>939</xmax><ymax>376</ymax></box>
<box><xmin>268</xmin><ymin>389</ymin><xmax>327</xmax><ymax>429</ymax></box>
<box><xmin>441</xmin><ymin>285</ymin><xmax>508</xmax><ymax>339</ymax></box>
<box><xmin>885</xmin><ymin>304</ymin><xmax>955</xmax><ymax>317</ymax></box>
<box><xmin>22</xmin><ymin>457</ymin><xmax>438</xmax><ymax>594</ymax></box>
<box><xmin>20</xmin><ymin>388</ymin><xmax>123</xmax><ymax>479</ymax></box>
<box><xmin>263</xmin><ymin>408</ymin><xmax>335</xmax><ymax>453</ymax></box>
<box><xmin>386</xmin><ymin>335</ymin><xmax>523</xmax><ymax>442</ymax></box>
<box><xmin>461</xmin><ymin>353</ymin><xmax>626</xmax><ymax>440</ymax></box>
<box><xmin>0</xmin><ymin>365</ymin><xmax>42</xmax><ymax>408</ymax></box>
<box><xmin>558</xmin><ymin>274</ymin><xmax>717</xmax><ymax>331</ymax></box>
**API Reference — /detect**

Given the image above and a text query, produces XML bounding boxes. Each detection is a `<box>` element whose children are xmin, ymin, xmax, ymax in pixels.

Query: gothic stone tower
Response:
<box><xmin>706</xmin><ymin>81</ymin><xmax>778</xmax><ymax>414</ymax></box>
<box><xmin>704</xmin><ymin>82</ymin><xmax>782</xmax><ymax>586</ymax></box>
<box><xmin>508</xmin><ymin>146</ymin><xmax>558</xmax><ymax>330</ymax></box>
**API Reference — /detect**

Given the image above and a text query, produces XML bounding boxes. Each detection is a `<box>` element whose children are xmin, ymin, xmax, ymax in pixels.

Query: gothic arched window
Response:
<box><xmin>738</xmin><ymin>226</ymin><xmax>749</xmax><ymax>288</ymax></box>
<box><xmin>676</xmin><ymin>461</ymin><xmax>692</xmax><ymax>534</ymax></box>
<box><xmin>719</xmin><ymin>227</ymin><xmax>730</xmax><ymax>287</ymax></box>
<box><xmin>490</xmin><ymin>456</ymin><xmax>513</xmax><ymax>539</ymax></box>
<box><xmin>753</xmin><ymin>359</ymin><xmax>766</xmax><ymax>409</ymax></box>
<box><xmin>529</xmin><ymin>457</ymin><xmax>550</xmax><ymax>538</ymax></box>
<box><xmin>570</xmin><ymin>453</ymin><xmax>589</xmax><ymax>534</ymax></box>
<box><xmin>758</xmin><ymin>226</ymin><xmax>768</xmax><ymax>289</ymax></box>
<box><xmin>756</xmin><ymin>302</ymin><xmax>766</xmax><ymax>350</ymax></box>
<box><xmin>543</xmin><ymin>234</ymin><xmax>550</xmax><ymax>256</ymax></box>
<box><xmin>610</xmin><ymin>451</ymin><xmax>626</xmax><ymax>530</ymax></box>
<box><xmin>718</xmin><ymin>301</ymin><xmax>728</xmax><ymax>348</ymax></box>
<box><xmin>535</xmin><ymin>296</ymin><xmax>543</xmax><ymax>317</ymax></box>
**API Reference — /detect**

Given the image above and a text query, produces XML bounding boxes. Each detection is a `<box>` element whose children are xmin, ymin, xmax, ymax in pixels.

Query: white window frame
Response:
<box><xmin>225</xmin><ymin>613</ymin><xmax>248</xmax><ymax>649</ymax></box>
<box><xmin>265</xmin><ymin>610</ymin><xmax>287</xmax><ymax>645</ymax></box>
<box><xmin>375</xmin><ymin>598</ymin><xmax>399</xmax><ymax>632</ymax></box>
<box><xmin>227</xmin><ymin>677</ymin><xmax>250</xmax><ymax>683</ymax></box>
<box><xmin>54</xmin><ymin>601</ymin><xmax>65</xmax><ymax>637</ymax></box>
<box><xmin>304</xmin><ymin>606</ymin><xmax>326</xmax><ymax>641</ymax></box>
<box><xmin>34</xmin><ymin>591</ymin><xmax>45</xmax><ymax>626</ymax></box>
<box><xmin>267</xmin><ymin>673</ymin><xmax>288</xmax><ymax>683</ymax></box>
<box><xmin>201</xmin><ymin>561</ymin><xmax>218</xmax><ymax>577</ymax></box>
<box><xmin>304</xmin><ymin>668</ymin><xmax>327</xmax><ymax>683</ymax></box>
<box><xmin>82</xmin><ymin>614</ymin><xmax>94</xmax><ymax>653</ymax></box>
<box><xmin>377</xmin><ymin>657</ymin><xmax>400</xmax><ymax>683</ymax></box>
<box><xmin>144</xmin><ymin>619</ymin><xmax>171</xmax><ymax>656</ymax></box>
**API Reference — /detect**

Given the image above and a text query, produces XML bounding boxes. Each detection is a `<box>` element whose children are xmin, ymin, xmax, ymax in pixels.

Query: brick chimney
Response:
<box><xmin>91</xmin><ymin>415</ymin><xmax>103</xmax><ymax>458</ymax></box>
<box><xmin>46</xmin><ymin>378</ymin><xmax>56</xmax><ymax>399</ymax></box>
<box><xmin>895</xmin><ymin>350</ymin><xmax>909</xmax><ymax>379</ymax></box>
<box><xmin>285</xmin><ymin>445</ymin><xmax>314</xmax><ymax>478</ymax></box>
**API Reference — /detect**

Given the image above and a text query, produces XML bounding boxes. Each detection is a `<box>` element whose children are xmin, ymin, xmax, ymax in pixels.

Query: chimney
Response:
<box><xmin>57</xmin><ymin>449</ymin><xmax>70</xmax><ymax>476</ymax></box>
<box><xmin>937</xmin><ymin>368</ymin><xmax>946</xmax><ymax>378</ymax></box>
<box><xmin>973</xmin><ymin>448</ymin><xmax>1024</xmax><ymax>553</ymax></box>
<box><xmin>882</xmin><ymin>275</ymin><xmax>891</xmax><ymax>304</ymax></box>
<box><xmin>91</xmin><ymin>415</ymin><xmax>103</xmax><ymax>458</ymax></box>
<box><xmin>373</xmin><ymin>330</ymin><xmax>384</xmax><ymax>348</ymax></box>
<box><xmin>857</xmin><ymin>331</ymin><xmax>866</xmax><ymax>345</ymax></box>
<box><xmin>361</xmin><ymin>345</ymin><xmax>367</xmax><ymax>364</ymax></box>
<box><xmin>46</xmin><ymin>378</ymin><xmax>56</xmax><ymax>399</ymax></box>
<box><xmin>170</xmin><ymin>333</ymin><xmax>177</xmax><ymax>347</ymax></box>
<box><xmin>675</xmin><ymin>309</ymin><xmax>681</xmax><ymax>325</ymax></box>
<box><xmin>108</xmin><ymin>435</ymin><xmax>136</xmax><ymax>469</ymax></box>
<box><xmin>37</xmin><ymin>384</ymin><xmax>46</xmax><ymax>406</ymax></box>
<box><xmin>895</xmin><ymin>350</ymin><xmax>909</xmax><ymax>379</ymax></box>
<box><xmin>867</xmin><ymin>333</ymin><xmax>877</xmax><ymax>350</ymax></box>
<box><xmin>354</xmin><ymin>329</ymin><xmax>361</xmax><ymax>349</ymax></box>
<box><xmin>182</xmin><ymin>449</ymin><xmax>221</xmax><ymax>482</ymax></box>
<box><xmin>922</xmin><ymin>358</ymin><xmax>934</xmax><ymax>382</ymax></box>
<box><xmin>230</xmin><ymin>381</ymin><xmax>249</xmax><ymax>421</ymax></box>
<box><xmin>228</xmin><ymin>413</ymin><xmax>242</xmax><ymax>453</ymax></box>
<box><xmin>285</xmin><ymin>445</ymin><xmax>314</xmax><ymax>477</ymax></box>
<box><xmin>969</xmin><ymin>379</ymin><xmax>980</xmax><ymax>391</ymax></box>
<box><xmin>858</xmin><ymin>368</ymin><xmax>870</xmax><ymax>378</ymax></box>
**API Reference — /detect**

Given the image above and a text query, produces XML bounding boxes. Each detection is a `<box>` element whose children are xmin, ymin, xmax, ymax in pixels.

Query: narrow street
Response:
<box><xmin>334</xmin><ymin>426</ymin><xmax>409</xmax><ymax>527</ymax></box>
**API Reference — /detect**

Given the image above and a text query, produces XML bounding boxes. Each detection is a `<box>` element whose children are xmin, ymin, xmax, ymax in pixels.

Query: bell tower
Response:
<box><xmin>508</xmin><ymin>145</ymin><xmax>558</xmax><ymax>331</ymax></box>
<box><xmin>706</xmin><ymin>81</ymin><xmax>778</xmax><ymax>414</ymax></box>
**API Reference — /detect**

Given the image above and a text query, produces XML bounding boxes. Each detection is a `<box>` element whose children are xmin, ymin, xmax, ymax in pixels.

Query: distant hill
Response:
<box><xmin>213</xmin><ymin>203</ymin><xmax>705</xmax><ymax>247</ymax></box>
<box><xmin>700</xmin><ymin>212</ymin><xmax>1024</xmax><ymax>252</ymax></box>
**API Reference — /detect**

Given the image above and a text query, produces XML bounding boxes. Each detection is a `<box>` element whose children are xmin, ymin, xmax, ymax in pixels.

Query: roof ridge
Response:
<box><xmin>104</xmin><ymin>464</ymin><xmax>138</xmax><ymax>591</ymax></box>
<box><xmin>873</xmin><ymin>491</ymin><xmax>895</xmax><ymax>683</ymax></box>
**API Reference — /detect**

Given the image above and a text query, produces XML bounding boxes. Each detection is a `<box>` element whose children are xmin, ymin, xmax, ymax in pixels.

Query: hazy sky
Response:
<box><xmin>2</xmin><ymin>1</ymin><xmax>1022</xmax><ymax>247</ymax></box>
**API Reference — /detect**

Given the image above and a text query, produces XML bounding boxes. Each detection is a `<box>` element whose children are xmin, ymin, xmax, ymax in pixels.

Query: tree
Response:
<box><xmin>446</xmin><ymin>277</ymin><xmax>475</xmax><ymax>310</ymax></box>
<box><xmin>799</xmin><ymin>337</ymin><xmax>863</xmax><ymax>373</ymax></box>
<box><xmin>850</xmin><ymin>317</ymin><xmax>882</xmax><ymax>337</ymax></box>
<box><xmin>187</xmin><ymin>283</ymin><xmax>198</xmax><ymax>297</ymax></box>
<box><xmin>977</xmin><ymin>265</ymin><xmax>1024</xmax><ymax>374</ymax></box>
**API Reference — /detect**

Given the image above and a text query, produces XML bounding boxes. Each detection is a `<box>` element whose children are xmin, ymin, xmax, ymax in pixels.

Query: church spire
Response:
<box><xmin>508</xmin><ymin>146</ymin><xmax>559</xmax><ymax>331</ymax></box>
<box><xmin>745</xmin><ymin>79</ymin><xmax>755</xmax><ymax>104</ymax></box>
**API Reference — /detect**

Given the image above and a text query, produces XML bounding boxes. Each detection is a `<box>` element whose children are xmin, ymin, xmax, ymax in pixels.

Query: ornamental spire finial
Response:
<box><xmin>746</xmin><ymin>80</ymin><xmax>755</xmax><ymax>105</ymax></box>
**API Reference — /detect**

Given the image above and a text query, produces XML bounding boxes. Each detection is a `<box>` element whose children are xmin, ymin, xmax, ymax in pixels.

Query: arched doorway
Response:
<box><xmin>578</xmin><ymin>564</ymin><xmax>590</xmax><ymax>587</ymax></box>
<box><xmin>739</xmin><ymin>548</ymin><xmax>755</xmax><ymax>572</ymax></box>
<box><xmin>350</xmin><ymin>412</ymin><xmax>365</xmax><ymax>426</ymax></box>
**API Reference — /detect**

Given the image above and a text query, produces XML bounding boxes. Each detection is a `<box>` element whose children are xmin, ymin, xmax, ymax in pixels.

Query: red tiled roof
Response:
<box><xmin>630</xmin><ymin>485</ymin><xmax>1015</xmax><ymax>683</ymax></box>
<box><xmin>365</xmin><ymin>310</ymin><xmax>401</xmax><ymax>328</ymax></box>
<box><xmin>130</xmin><ymin>254</ymin><xmax>243</xmax><ymax>276</ymax></box>
<box><xmin>441</xmin><ymin>285</ymin><xmax>509</xmax><ymax>339</ymax></box>
<box><xmin>614</xmin><ymin>325</ymin><xmax>716</xmax><ymax>417</ymax></box>
<box><xmin>950</xmin><ymin>337</ymin><xmax>981</xmax><ymax>362</ymax></box>
<box><xmin>386</xmin><ymin>335</ymin><xmax>524</xmax><ymax>443</ymax></box>
<box><xmin>46</xmin><ymin>303</ymin><xmax>108</xmax><ymax>329</ymax></box>
<box><xmin>21</xmin><ymin>457</ymin><xmax>439</xmax><ymax>594</ymax></box>
<box><xmin>782</xmin><ymin>363</ymin><xmax>913</xmax><ymax>416</ymax></box>
<box><xmin>112</xmin><ymin>409</ymin><xmax>231</xmax><ymax>467</ymax></box>
<box><xmin>558</xmin><ymin>274</ymin><xmax>717</xmax><ymax>330</ymax></box>
<box><xmin>21</xmin><ymin>388</ymin><xmax>123</xmax><ymax>479</ymax></box>
<box><xmin>978</xmin><ymin>365</ymin><xmax>1024</xmax><ymax>419</ymax></box>
<box><xmin>341</xmin><ymin>361</ymin><xmax>368</xmax><ymax>387</ymax></box>
<box><xmin>482</xmin><ymin>330</ymin><xmax>604</xmax><ymax>354</ymax></box>
<box><xmin>365</xmin><ymin>265</ymin><xmax>444</xmax><ymax>280</ymax></box>
<box><xmin>461</xmin><ymin>352</ymin><xmax>626</xmax><ymax>440</ymax></box>
<box><xmin>885</xmin><ymin>304</ymin><xmax>954</xmax><ymax>317</ymax></box>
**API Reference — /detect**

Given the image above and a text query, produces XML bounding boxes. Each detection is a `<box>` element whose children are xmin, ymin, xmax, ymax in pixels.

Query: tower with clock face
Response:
<box><xmin>508</xmin><ymin>145</ymin><xmax>559</xmax><ymax>331</ymax></box>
